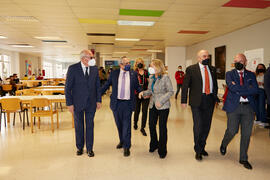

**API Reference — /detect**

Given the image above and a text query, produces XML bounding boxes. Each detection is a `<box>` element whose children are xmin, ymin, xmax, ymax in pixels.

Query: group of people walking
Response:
<box><xmin>65</xmin><ymin>49</ymin><xmax>269</xmax><ymax>170</ymax></box>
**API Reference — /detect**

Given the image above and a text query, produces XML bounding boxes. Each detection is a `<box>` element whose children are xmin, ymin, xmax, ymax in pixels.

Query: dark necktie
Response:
<box><xmin>85</xmin><ymin>67</ymin><xmax>89</xmax><ymax>78</ymax></box>
<box><xmin>239</xmin><ymin>72</ymin><xmax>246</xmax><ymax>99</ymax></box>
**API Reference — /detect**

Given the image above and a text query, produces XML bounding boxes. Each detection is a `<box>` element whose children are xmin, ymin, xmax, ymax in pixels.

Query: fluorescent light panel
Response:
<box><xmin>1</xmin><ymin>16</ymin><xmax>39</xmax><ymax>22</ymax></box>
<box><xmin>34</xmin><ymin>36</ymin><xmax>61</xmax><ymax>40</ymax></box>
<box><xmin>9</xmin><ymin>44</ymin><xmax>33</xmax><ymax>48</ymax></box>
<box><xmin>87</xmin><ymin>33</ymin><xmax>115</xmax><ymax>37</ymax></box>
<box><xmin>114</xmin><ymin>52</ymin><xmax>128</xmax><ymax>54</ymax></box>
<box><xmin>0</xmin><ymin>35</ymin><xmax>7</xmax><ymax>39</ymax></box>
<box><xmin>147</xmin><ymin>50</ymin><xmax>163</xmax><ymax>52</ymax></box>
<box><xmin>115</xmin><ymin>38</ymin><xmax>140</xmax><ymax>41</ymax></box>
<box><xmin>117</xmin><ymin>20</ymin><xmax>155</xmax><ymax>26</ymax></box>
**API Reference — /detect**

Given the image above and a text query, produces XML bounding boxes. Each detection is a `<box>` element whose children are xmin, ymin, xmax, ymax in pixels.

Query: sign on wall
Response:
<box><xmin>244</xmin><ymin>48</ymin><xmax>264</xmax><ymax>72</ymax></box>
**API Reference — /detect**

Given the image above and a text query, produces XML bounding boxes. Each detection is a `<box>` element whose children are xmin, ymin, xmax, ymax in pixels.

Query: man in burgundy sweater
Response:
<box><xmin>175</xmin><ymin>65</ymin><xmax>185</xmax><ymax>99</ymax></box>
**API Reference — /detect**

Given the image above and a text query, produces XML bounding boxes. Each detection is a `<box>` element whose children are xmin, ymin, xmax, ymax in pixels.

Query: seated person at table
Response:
<box><xmin>9</xmin><ymin>76</ymin><xmax>17</xmax><ymax>95</ymax></box>
<box><xmin>36</xmin><ymin>74</ymin><xmax>44</xmax><ymax>80</ymax></box>
<box><xmin>30</xmin><ymin>74</ymin><xmax>36</xmax><ymax>80</ymax></box>
<box><xmin>22</xmin><ymin>74</ymin><xmax>29</xmax><ymax>80</ymax></box>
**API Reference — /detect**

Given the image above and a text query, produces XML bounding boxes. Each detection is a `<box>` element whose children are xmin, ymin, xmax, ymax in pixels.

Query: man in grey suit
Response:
<box><xmin>65</xmin><ymin>50</ymin><xmax>101</xmax><ymax>157</ymax></box>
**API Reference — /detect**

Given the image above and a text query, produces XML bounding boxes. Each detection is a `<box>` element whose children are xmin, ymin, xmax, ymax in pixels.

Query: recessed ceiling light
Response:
<box><xmin>1</xmin><ymin>16</ymin><xmax>39</xmax><ymax>22</ymax></box>
<box><xmin>147</xmin><ymin>50</ymin><xmax>163</xmax><ymax>52</ymax></box>
<box><xmin>0</xmin><ymin>35</ymin><xmax>7</xmax><ymax>39</ymax></box>
<box><xmin>34</xmin><ymin>36</ymin><xmax>61</xmax><ymax>40</ymax></box>
<box><xmin>115</xmin><ymin>38</ymin><xmax>140</xmax><ymax>41</ymax></box>
<box><xmin>10</xmin><ymin>44</ymin><xmax>33</xmax><ymax>48</ymax></box>
<box><xmin>117</xmin><ymin>20</ymin><xmax>155</xmax><ymax>26</ymax></box>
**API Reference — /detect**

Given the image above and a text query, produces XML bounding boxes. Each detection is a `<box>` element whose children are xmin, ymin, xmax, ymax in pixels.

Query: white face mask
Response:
<box><xmin>148</xmin><ymin>67</ymin><xmax>155</xmax><ymax>75</ymax></box>
<box><xmin>88</xmin><ymin>59</ymin><xmax>96</xmax><ymax>66</ymax></box>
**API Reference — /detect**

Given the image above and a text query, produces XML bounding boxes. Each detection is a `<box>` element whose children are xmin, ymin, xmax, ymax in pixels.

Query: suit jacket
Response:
<box><xmin>223</xmin><ymin>69</ymin><xmax>258</xmax><ymax>113</ymax></box>
<box><xmin>100</xmin><ymin>69</ymin><xmax>141</xmax><ymax>111</ymax></box>
<box><xmin>264</xmin><ymin>67</ymin><xmax>270</xmax><ymax>104</ymax></box>
<box><xmin>65</xmin><ymin>62</ymin><xmax>101</xmax><ymax>112</ymax></box>
<box><xmin>181</xmin><ymin>63</ymin><xmax>218</xmax><ymax>107</ymax></box>
<box><xmin>143</xmin><ymin>74</ymin><xmax>174</xmax><ymax>110</ymax></box>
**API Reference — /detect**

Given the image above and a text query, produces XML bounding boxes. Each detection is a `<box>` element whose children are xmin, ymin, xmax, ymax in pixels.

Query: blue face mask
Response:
<box><xmin>202</xmin><ymin>58</ymin><xmax>210</xmax><ymax>65</ymax></box>
<box><xmin>124</xmin><ymin>64</ymin><xmax>131</xmax><ymax>71</ymax></box>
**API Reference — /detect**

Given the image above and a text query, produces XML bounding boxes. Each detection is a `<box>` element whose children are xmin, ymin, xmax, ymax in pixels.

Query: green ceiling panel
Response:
<box><xmin>119</xmin><ymin>9</ymin><xmax>164</xmax><ymax>17</ymax></box>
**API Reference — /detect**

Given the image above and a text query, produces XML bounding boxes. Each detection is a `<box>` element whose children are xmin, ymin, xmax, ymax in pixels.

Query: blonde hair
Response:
<box><xmin>151</xmin><ymin>59</ymin><xmax>167</xmax><ymax>76</ymax></box>
<box><xmin>134</xmin><ymin>58</ymin><xmax>145</xmax><ymax>70</ymax></box>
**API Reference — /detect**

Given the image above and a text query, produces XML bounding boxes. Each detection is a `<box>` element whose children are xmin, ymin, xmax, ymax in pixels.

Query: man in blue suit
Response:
<box><xmin>100</xmin><ymin>56</ymin><xmax>141</xmax><ymax>157</ymax></box>
<box><xmin>220</xmin><ymin>53</ymin><xmax>258</xmax><ymax>170</ymax></box>
<box><xmin>65</xmin><ymin>50</ymin><xmax>101</xmax><ymax>157</ymax></box>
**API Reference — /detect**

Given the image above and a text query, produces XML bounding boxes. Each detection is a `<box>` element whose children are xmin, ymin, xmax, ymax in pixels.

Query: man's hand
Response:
<box><xmin>232</xmin><ymin>81</ymin><xmax>236</xmax><ymax>85</ymax></box>
<box><xmin>181</xmin><ymin>103</ymin><xmax>187</xmax><ymax>108</ymax></box>
<box><xmin>138</xmin><ymin>92</ymin><xmax>143</xmax><ymax>99</ymax></box>
<box><xmin>96</xmin><ymin>102</ymin><xmax>101</xmax><ymax>110</ymax></box>
<box><xmin>155</xmin><ymin>101</ymin><xmax>161</xmax><ymax>108</ymax></box>
<box><xmin>68</xmin><ymin>105</ymin><xmax>74</xmax><ymax>114</ymax></box>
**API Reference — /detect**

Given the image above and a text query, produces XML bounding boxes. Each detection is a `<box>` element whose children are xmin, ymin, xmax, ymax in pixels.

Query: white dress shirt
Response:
<box><xmin>237</xmin><ymin>70</ymin><xmax>249</xmax><ymax>102</ymax></box>
<box><xmin>199</xmin><ymin>63</ymin><xmax>213</xmax><ymax>94</ymax></box>
<box><xmin>81</xmin><ymin>62</ymin><xmax>90</xmax><ymax>75</ymax></box>
<box><xmin>118</xmin><ymin>69</ymin><xmax>130</xmax><ymax>100</ymax></box>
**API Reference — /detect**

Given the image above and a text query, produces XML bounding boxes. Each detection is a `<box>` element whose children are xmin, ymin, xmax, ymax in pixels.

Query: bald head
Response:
<box><xmin>234</xmin><ymin>53</ymin><xmax>247</xmax><ymax>64</ymax></box>
<box><xmin>80</xmin><ymin>50</ymin><xmax>93</xmax><ymax>66</ymax></box>
<box><xmin>197</xmin><ymin>50</ymin><xmax>209</xmax><ymax>64</ymax></box>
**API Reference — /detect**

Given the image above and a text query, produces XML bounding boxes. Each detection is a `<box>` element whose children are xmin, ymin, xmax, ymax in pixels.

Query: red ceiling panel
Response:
<box><xmin>178</xmin><ymin>30</ymin><xmax>209</xmax><ymax>34</ymax></box>
<box><xmin>223</xmin><ymin>0</ymin><xmax>270</xmax><ymax>9</ymax></box>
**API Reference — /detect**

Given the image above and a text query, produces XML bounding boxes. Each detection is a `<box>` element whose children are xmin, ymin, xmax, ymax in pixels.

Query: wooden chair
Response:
<box><xmin>30</xmin><ymin>98</ymin><xmax>59</xmax><ymax>133</ymax></box>
<box><xmin>2</xmin><ymin>84</ymin><xmax>13</xmax><ymax>95</ymax></box>
<box><xmin>0</xmin><ymin>98</ymin><xmax>27</xmax><ymax>131</ymax></box>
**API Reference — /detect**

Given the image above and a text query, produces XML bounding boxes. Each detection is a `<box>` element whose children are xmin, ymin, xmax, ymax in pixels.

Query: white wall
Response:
<box><xmin>186</xmin><ymin>19</ymin><xmax>270</xmax><ymax>87</ymax></box>
<box><xmin>165</xmin><ymin>47</ymin><xmax>186</xmax><ymax>90</ymax></box>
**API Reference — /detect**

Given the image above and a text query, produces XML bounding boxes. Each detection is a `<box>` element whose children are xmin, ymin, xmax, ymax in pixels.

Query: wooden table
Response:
<box><xmin>0</xmin><ymin>95</ymin><xmax>74</xmax><ymax>128</ymax></box>
<box><xmin>34</xmin><ymin>88</ymin><xmax>65</xmax><ymax>95</ymax></box>
<box><xmin>36</xmin><ymin>86</ymin><xmax>65</xmax><ymax>89</ymax></box>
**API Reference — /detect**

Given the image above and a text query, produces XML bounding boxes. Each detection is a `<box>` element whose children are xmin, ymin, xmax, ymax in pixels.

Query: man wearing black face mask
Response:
<box><xmin>100</xmin><ymin>56</ymin><xmax>141</xmax><ymax>157</ymax></box>
<box><xmin>220</xmin><ymin>53</ymin><xmax>258</xmax><ymax>170</ymax></box>
<box><xmin>181</xmin><ymin>50</ymin><xmax>218</xmax><ymax>161</ymax></box>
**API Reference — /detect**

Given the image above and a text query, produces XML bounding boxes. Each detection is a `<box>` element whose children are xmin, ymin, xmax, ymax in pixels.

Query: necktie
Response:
<box><xmin>85</xmin><ymin>67</ymin><xmax>89</xmax><ymax>78</ymax></box>
<box><xmin>239</xmin><ymin>72</ymin><xmax>246</xmax><ymax>99</ymax></box>
<box><xmin>204</xmin><ymin>66</ymin><xmax>210</xmax><ymax>95</ymax></box>
<box><xmin>120</xmin><ymin>72</ymin><xmax>126</xmax><ymax>99</ymax></box>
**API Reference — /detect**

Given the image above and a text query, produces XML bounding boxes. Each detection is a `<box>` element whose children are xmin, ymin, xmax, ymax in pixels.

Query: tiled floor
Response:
<box><xmin>0</xmin><ymin>95</ymin><xmax>269</xmax><ymax>180</ymax></box>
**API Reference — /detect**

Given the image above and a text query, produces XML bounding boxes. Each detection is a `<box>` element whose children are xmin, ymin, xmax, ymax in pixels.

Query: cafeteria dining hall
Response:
<box><xmin>0</xmin><ymin>0</ymin><xmax>270</xmax><ymax>179</ymax></box>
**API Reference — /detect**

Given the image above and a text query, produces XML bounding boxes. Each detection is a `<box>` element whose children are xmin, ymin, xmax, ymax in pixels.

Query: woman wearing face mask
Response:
<box><xmin>133</xmin><ymin>58</ymin><xmax>150</xmax><ymax>136</ymax></box>
<box><xmin>254</xmin><ymin>64</ymin><xmax>268</xmax><ymax>128</ymax></box>
<box><xmin>139</xmin><ymin>59</ymin><xmax>174</xmax><ymax>159</ymax></box>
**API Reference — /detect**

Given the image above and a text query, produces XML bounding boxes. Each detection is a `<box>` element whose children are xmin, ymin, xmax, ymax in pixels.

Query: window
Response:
<box><xmin>55</xmin><ymin>64</ymin><xmax>63</xmax><ymax>78</ymax></box>
<box><xmin>43</xmin><ymin>61</ymin><xmax>53</xmax><ymax>78</ymax></box>
<box><xmin>0</xmin><ymin>54</ymin><xmax>11</xmax><ymax>79</ymax></box>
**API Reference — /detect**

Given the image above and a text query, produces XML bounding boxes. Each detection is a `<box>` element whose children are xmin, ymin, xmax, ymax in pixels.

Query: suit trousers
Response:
<box><xmin>113</xmin><ymin>100</ymin><xmax>132</xmax><ymax>149</ymax></box>
<box><xmin>74</xmin><ymin>109</ymin><xmax>95</xmax><ymax>151</ymax></box>
<box><xmin>191</xmin><ymin>94</ymin><xmax>215</xmax><ymax>154</ymax></box>
<box><xmin>149</xmin><ymin>105</ymin><xmax>170</xmax><ymax>156</ymax></box>
<box><xmin>221</xmin><ymin>104</ymin><xmax>254</xmax><ymax>161</ymax></box>
<box><xmin>133</xmin><ymin>96</ymin><xmax>150</xmax><ymax>130</ymax></box>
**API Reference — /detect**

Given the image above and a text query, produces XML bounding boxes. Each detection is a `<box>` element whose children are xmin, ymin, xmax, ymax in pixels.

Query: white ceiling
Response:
<box><xmin>0</xmin><ymin>0</ymin><xmax>269</xmax><ymax>62</ymax></box>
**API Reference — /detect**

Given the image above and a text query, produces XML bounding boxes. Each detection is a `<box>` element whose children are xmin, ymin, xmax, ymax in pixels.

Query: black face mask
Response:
<box><xmin>258</xmin><ymin>69</ymin><xmax>265</xmax><ymax>73</ymax></box>
<box><xmin>202</xmin><ymin>58</ymin><xmax>210</xmax><ymax>65</ymax></box>
<box><xmin>235</xmin><ymin>62</ymin><xmax>244</xmax><ymax>70</ymax></box>
<box><xmin>137</xmin><ymin>63</ymin><xmax>143</xmax><ymax>69</ymax></box>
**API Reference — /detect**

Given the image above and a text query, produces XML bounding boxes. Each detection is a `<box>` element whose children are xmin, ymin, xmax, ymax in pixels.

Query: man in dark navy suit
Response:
<box><xmin>100</xmin><ymin>56</ymin><xmax>141</xmax><ymax>157</ymax></box>
<box><xmin>65</xmin><ymin>50</ymin><xmax>101</xmax><ymax>157</ymax></box>
<box><xmin>220</xmin><ymin>53</ymin><xmax>258</xmax><ymax>170</ymax></box>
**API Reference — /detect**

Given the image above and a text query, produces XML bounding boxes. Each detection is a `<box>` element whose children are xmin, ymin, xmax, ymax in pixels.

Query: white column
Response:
<box><xmin>165</xmin><ymin>47</ymin><xmax>186</xmax><ymax>90</ymax></box>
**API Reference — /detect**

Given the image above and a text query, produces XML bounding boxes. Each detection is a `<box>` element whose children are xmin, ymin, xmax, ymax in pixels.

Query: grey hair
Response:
<box><xmin>120</xmin><ymin>56</ymin><xmax>127</xmax><ymax>64</ymax></box>
<box><xmin>80</xmin><ymin>50</ymin><xmax>91</xmax><ymax>59</ymax></box>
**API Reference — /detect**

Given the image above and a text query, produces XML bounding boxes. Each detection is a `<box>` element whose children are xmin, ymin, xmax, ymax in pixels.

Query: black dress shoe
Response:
<box><xmin>140</xmin><ymin>129</ymin><xmax>147</xmax><ymax>136</ymax></box>
<box><xmin>87</xmin><ymin>150</ymin><xmax>95</xmax><ymax>157</ymax></box>
<box><xmin>124</xmin><ymin>148</ymin><xmax>130</xmax><ymax>157</ymax></box>
<box><xmin>239</xmin><ymin>160</ymin><xmax>252</xmax><ymax>170</ymax></box>
<box><xmin>220</xmin><ymin>145</ymin><xmax>227</xmax><ymax>156</ymax></box>
<box><xmin>76</xmin><ymin>149</ymin><xmax>83</xmax><ymax>156</ymax></box>
<box><xmin>195</xmin><ymin>153</ymin><xmax>202</xmax><ymax>161</ymax></box>
<box><xmin>201</xmin><ymin>150</ymin><xmax>208</xmax><ymax>156</ymax></box>
<box><xmin>116</xmin><ymin>142</ymin><xmax>123</xmax><ymax>149</ymax></box>
<box><xmin>134</xmin><ymin>124</ymin><xmax>138</xmax><ymax>130</ymax></box>
<box><xmin>149</xmin><ymin>146</ymin><xmax>158</xmax><ymax>153</ymax></box>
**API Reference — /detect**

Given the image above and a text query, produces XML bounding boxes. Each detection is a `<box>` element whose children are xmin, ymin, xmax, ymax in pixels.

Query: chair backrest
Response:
<box><xmin>2</xmin><ymin>84</ymin><xmax>12</xmax><ymax>91</ymax></box>
<box><xmin>22</xmin><ymin>89</ymin><xmax>40</xmax><ymax>96</ymax></box>
<box><xmin>1</xmin><ymin>98</ymin><xmax>21</xmax><ymax>111</ymax></box>
<box><xmin>31</xmin><ymin>98</ymin><xmax>50</xmax><ymax>108</ymax></box>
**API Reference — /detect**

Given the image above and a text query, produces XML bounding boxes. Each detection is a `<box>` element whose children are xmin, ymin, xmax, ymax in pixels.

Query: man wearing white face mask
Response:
<box><xmin>65</xmin><ymin>49</ymin><xmax>101</xmax><ymax>157</ymax></box>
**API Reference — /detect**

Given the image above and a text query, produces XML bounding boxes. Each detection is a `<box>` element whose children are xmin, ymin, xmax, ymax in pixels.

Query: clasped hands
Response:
<box><xmin>138</xmin><ymin>92</ymin><xmax>161</xmax><ymax>108</ymax></box>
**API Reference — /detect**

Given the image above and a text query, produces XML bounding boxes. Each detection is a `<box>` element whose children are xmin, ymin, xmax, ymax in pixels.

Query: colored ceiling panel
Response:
<box><xmin>79</xmin><ymin>18</ymin><xmax>116</xmax><ymax>24</ymax></box>
<box><xmin>222</xmin><ymin>0</ymin><xmax>270</xmax><ymax>9</ymax></box>
<box><xmin>178</xmin><ymin>30</ymin><xmax>209</xmax><ymax>34</ymax></box>
<box><xmin>119</xmin><ymin>9</ymin><xmax>164</xmax><ymax>17</ymax></box>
